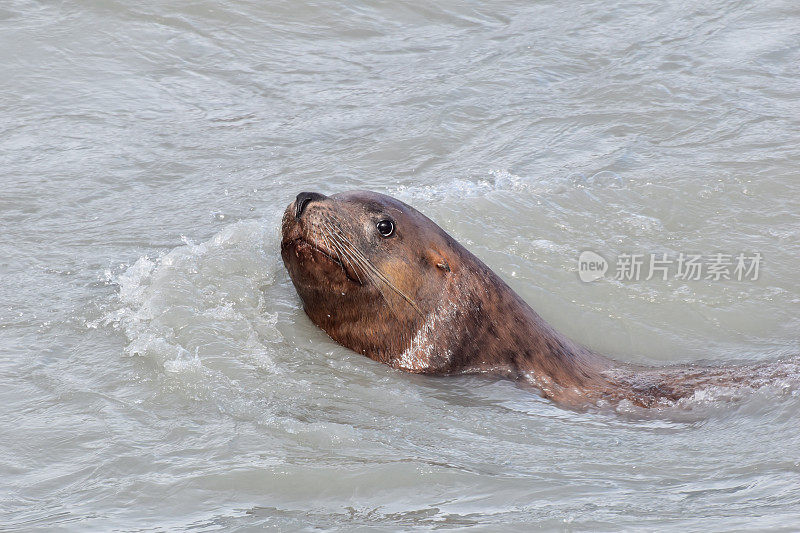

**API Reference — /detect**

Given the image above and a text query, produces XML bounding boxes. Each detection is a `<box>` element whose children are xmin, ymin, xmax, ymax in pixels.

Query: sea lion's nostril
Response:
<box><xmin>295</xmin><ymin>196</ymin><xmax>312</xmax><ymax>219</ymax></box>
<box><xmin>295</xmin><ymin>192</ymin><xmax>326</xmax><ymax>219</ymax></box>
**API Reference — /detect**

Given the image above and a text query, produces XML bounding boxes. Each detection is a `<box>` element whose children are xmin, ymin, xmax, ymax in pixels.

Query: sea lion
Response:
<box><xmin>280</xmin><ymin>190</ymin><xmax>794</xmax><ymax>408</ymax></box>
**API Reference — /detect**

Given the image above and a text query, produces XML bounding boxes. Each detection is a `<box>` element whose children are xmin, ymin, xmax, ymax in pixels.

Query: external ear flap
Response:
<box><xmin>424</xmin><ymin>248</ymin><xmax>451</xmax><ymax>274</ymax></box>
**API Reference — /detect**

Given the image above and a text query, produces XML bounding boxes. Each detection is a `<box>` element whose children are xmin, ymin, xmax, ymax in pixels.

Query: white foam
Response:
<box><xmin>103</xmin><ymin>220</ymin><xmax>283</xmax><ymax>376</ymax></box>
<box><xmin>391</xmin><ymin>169</ymin><xmax>554</xmax><ymax>203</ymax></box>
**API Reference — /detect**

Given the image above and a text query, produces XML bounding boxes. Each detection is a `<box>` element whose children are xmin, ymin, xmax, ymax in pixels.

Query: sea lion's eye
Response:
<box><xmin>376</xmin><ymin>219</ymin><xmax>395</xmax><ymax>237</ymax></box>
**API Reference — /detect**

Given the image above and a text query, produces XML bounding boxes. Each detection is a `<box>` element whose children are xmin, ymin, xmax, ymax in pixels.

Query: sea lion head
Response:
<box><xmin>281</xmin><ymin>190</ymin><xmax>458</xmax><ymax>369</ymax></box>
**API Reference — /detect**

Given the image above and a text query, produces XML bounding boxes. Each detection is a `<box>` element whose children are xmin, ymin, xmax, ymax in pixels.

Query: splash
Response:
<box><xmin>99</xmin><ymin>220</ymin><xmax>284</xmax><ymax>379</ymax></box>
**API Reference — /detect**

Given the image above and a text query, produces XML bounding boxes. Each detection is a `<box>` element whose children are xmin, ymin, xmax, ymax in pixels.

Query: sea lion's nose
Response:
<box><xmin>295</xmin><ymin>192</ymin><xmax>326</xmax><ymax>219</ymax></box>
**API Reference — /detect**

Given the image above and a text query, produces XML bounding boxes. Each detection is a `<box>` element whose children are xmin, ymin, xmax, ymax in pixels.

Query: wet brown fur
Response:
<box><xmin>280</xmin><ymin>190</ymin><xmax>794</xmax><ymax>408</ymax></box>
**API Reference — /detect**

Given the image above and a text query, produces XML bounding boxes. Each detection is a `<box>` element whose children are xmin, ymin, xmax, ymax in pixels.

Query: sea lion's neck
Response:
<box><xmin>442</xmin><ymin>257</ymin><xmax>612</xmax><ymax>402</ymax></box>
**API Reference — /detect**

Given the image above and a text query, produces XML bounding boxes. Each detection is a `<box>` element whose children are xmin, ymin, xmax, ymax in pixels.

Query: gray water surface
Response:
<box><xmin>2</xmin><ymin>0</ymin><xmax>800</xmax><ymax>531</ymax></box>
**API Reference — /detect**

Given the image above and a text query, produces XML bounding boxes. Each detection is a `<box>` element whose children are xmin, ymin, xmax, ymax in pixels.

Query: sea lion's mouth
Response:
<box><xmin>283</xmin><ymin>237</ymin><xmax>362</xmax><ymax>285</ymax></box>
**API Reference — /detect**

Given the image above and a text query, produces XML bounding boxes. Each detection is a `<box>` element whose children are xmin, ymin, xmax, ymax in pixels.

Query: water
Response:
<box><xmin>2</xmin><ymin>0</ymin><xmax>799</xmax><ymax>530</ymax></box>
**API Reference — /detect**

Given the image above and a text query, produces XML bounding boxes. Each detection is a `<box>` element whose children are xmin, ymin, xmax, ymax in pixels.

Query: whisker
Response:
<box><xmin>322</xmin><ymin>220</ymin><xmax>401</xmax><ymax>316</ymax></box>
<box><xmin>323</xmin><ymin>218</ymin><xmax>423</xmax><ymax>317</ymax></box>
<box><xmin>315</xmin><ymin>219</ymin><xmax>351</xmax><ymax>280</ymax></box>
<box><xmin>321</xmin><ymin>222</ymin><xmax>363</xmax><ymax>284</ymax></box>
<box><xmin>322</xmin><ymin>220</ymin><xmax>368</xmax><ymax>284</ymax></box>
